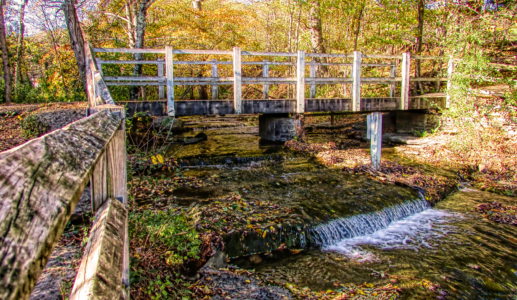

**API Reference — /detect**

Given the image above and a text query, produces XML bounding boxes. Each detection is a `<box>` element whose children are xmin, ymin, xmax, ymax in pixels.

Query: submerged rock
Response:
<box><xmin>198</xmin><ymin>267</ymin><xmax>292</xmax><ymax>300</ymax></box>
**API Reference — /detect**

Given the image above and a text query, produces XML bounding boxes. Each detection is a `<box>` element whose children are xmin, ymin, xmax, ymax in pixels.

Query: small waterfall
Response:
<box><xmin>311</xmin><ymin>198</ymin><xmax>430</xmax><ymax>246</ymax></box>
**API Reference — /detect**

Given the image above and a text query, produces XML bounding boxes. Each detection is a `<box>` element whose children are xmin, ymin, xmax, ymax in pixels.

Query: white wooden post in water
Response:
<box><xmin>352</xmin><ymin>51</ymin><xmax>362</xmax><ymax>111</ymax></box>
<box><xmin>446</xmin><ymin>56</ymin><xmax>454</xmax><ymax>109</ymax></box>
<box><xmin>233</xmin><ymin>47</ymin><xmax>242</xmax><ymax>114</ymax></box>
<box><xmin>366</xmin><ymin>114</ymin><xmax>372</xmax><ymax>139</ymax></box>
<box><xmin>263</xmin><ymin>60</ymin><xmax>269</xmax><ymax>99</ymax></box>
<box><xmin>296</xmin><ymin>50</ymin><xmax>306</xmax><ymax>113</ymax></box>
<box><xmin>157</xmin><ymin>59</ymin><xmax>164</xmax><ymax>99</ymax></box>
<box><xmin>211</xmin><ymin>59</ymin><xmax>219</xmax><ymax>100</ymax></box>
<box><xmin>400</xmin><ymin>52</ymin><xmax>411</xmax><ymax>110</ymax></box>
<box><xmin>165</xmin><ymin>46</ymin><xmax>175</xmax><ymax>116</ymax></box>
<box><xmin>370</xmin><ymin>112</ymin><xmax>382</xmax><ymax>170</ymax></box>
<box><xmin>309</xmin><ymin>59</ymin><xmax>316</xmax><ymax>98</ymax></box>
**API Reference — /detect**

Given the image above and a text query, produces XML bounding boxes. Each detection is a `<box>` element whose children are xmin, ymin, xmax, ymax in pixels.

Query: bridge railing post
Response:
<box><xmin>233</xmin><ymin>47</ymin><xmax>242</xmax><ymax>114</ymax></box>
<box><xmin>211</xmin><ymin>59</ymin><xmax>219</xmax><ymax>100</ymax></box>
<box><xmin>401</xmin><ymin>52</ymin><xmax>411</xmax><ymax>110</ymax></box>
<box><xmin>296</xmin><ymin>50</ymin><xmax>305</xmax><ymax>113</ymax></box>
<box><xmin>352</xmin><ymin>51</ymin><xmax>362</xmax><ymax>111</ymax></box>
<box><xmin>309</xmin><ymin>59</ymin><xmax>316</xmax><ymax>98</ymax></box>
<box><xmin>389</xmin><ymin>64</ymin><xmax>396</xmax><ymax>97</ymax></box>
<box><xmin>165</xmin><ymin>46</ymin><xmax>175</xmax><ymax>116</ymax></box>
<box><xmin>157</xmin><ymin>59</ymin><xmax>164</xmax><ymax>100</ymax></box>
<box><xmin>446</xmin><ymin>56</ymin><xmax>454</xmax><ymax>109</ymax></box>
<box><xmin>263</xmin><ymin>60</ymin><xmax>269</xmax><ymax>99</ymax></box>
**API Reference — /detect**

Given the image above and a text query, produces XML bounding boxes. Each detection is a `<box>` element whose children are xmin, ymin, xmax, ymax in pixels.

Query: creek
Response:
<box><xmin>164</xmin><ymin>117</ymin><xmax>517</xmax><ymax>299</ymax></box>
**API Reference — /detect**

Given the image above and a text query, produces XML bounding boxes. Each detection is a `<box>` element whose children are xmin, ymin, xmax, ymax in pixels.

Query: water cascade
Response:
<box><xmin>311</xmin><ymin>198</ymin><xmax>430</xmax><ymax>246</ymax></box>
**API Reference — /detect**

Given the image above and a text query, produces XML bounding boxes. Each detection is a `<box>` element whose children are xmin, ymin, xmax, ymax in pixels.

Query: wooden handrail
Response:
<box><xmin>0</xmin><ymin>110</ymin><xmax>124</xmax><ymax>300</ymax></box>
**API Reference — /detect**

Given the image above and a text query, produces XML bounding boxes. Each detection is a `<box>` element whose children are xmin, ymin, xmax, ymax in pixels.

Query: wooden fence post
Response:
<box><xmin>401</xmin><ymin>52</ymin><xmax>411</xmax><ymax>110</ymax></box>
<box><xmin>157</xmin><ymin>59</ymin><xmax>164</xmax><ymax>100</ymax></box>
<box><xmin>263</xmin><ymin>60</ymin><xmax>269</xmax><ymax>99</ymax></box>
<box><xmin>370</xmin><ymin>112</ymin><xmax>382</xmax><ymax>170</ymax></box>
<box><xmin>296</xmin><ymin>50</ymin><xmax>305</xmax><ymax>113</ymax></box>
<box><xmin>309</xmin><ymin>59</ymin><xmax>316</xmax><ymax>98</ymax></box>
<box><xmin>446</xmin><ymin>56</ymin><xmax>454</xmax><ymax>109</ymax></box>
<box><xmin>165</xmin><ymin>46</ymin><xmax>175</xmax><ymax>116</ymax></box>
<box><xmin>389</xmin><ymin>64</ymin><xmax>396</xmax><ymax>97</ymax></box>
<box><xmin>91</xmin><ymin>152</ymin><xmax>107</xmax><ymax>213</ymax></box>
<box><xmin>233</xmin><ymin>47</ymin><xmax>242</xmax><ymax>114</ymax></box>
<box><xmin>352</xmin><ymin>51</ymin><xmax>362</xmax><ymax>111</ymax></box>
<box><xmin>211</xmin><ymin>59</ymin><xmax>219</xmax><ymax>100</ymax></box>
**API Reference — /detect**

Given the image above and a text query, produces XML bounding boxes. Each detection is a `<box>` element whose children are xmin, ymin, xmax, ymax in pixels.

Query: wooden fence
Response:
<box><xmin>0</xmin><ymin>107</ymin><xmax>128</xmax><ymax>300</ymax></box>
<box><xmin>92</xmin><ymin>46</ymin><xmax>453</xmax><ymax>116</ymax></box>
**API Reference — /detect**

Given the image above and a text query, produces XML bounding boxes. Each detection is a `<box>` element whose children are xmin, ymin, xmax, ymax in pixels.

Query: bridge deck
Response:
<box><xmin>118</xmin><ymin>94</ymin><xmax>445</xmax><ymax>117</ymax></box>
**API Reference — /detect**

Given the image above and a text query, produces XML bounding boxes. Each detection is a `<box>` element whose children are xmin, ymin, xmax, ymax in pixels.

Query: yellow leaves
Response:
<box><xmin>263</xmin><ymin>230</ymin><xmax>267</xmax><ymax>238</ymax></box>
<box><xmin>245</xmin><ymin>280</ymin><xmax>251</xmax><ymax>284</ymax></box>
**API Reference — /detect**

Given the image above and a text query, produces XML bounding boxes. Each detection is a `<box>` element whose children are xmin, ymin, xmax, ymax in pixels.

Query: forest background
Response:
<box><xmin>0</xmin><ymin>0</ymin><xmax>515</xmax><ymax>109</ymax></box>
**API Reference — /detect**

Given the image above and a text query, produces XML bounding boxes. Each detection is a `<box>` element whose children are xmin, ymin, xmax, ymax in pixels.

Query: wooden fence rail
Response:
<box><xmin>92</xmin><ymin>46</ymin><xmax>453</xmax><ymax>116</ymax></box>
<box><xmin>0</xmin><ymin>109</ymin><xmax>127</xmax><ymax>300</ymax></box>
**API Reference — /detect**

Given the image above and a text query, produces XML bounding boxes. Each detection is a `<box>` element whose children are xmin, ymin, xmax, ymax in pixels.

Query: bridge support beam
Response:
<box><xmin>258</xmin><ymin>114</ymin><xmax>297</xmax><ymax>142</ymax></box>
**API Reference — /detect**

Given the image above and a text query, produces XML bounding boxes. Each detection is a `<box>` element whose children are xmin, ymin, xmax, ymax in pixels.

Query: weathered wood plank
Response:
<box><xmin>85</xmin><ymin>44</ymin><xmax>115</xmax><ymax>107</ymax></box>
<box><xmin>401</xmin><ymin>52</ymin><xmax>411</xmax><ymax>110</ymax></box>
<box><xmin>70</xmin><ymin>199</ymin><xmax>127</xmax><ymax>300</ymax></box>
<box><xmin>296</xmin><ymin>50</ymin><xmax>305</xmax><ymax>113</ymax></box>
<box><xmin>91</xmin><ymin>151</ymin><xmax>107</xmax><ymax>212</ymax></box>
<box><xmin>0</xmin><ymin>110</ymin><xmax>121</xmax><ymax>300</ymax></box>
<box><xmin>233</xmin><ymin>47</ymin><xmax>242</xmax><ymax>114</ymax></box>
<box><xmin>166</xmin><ymin>46</ymin><xmax>175</xmax><ymax>117</ymax></box>
<box><xmin>352</xmin><ymin>51</ymin><xmax>362</xmax><ymax>112</ymax></box>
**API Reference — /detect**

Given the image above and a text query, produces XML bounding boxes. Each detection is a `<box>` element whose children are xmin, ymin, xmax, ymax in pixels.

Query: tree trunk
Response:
<box><xmin>415</xmin><ymin>0</ymin><xmax>424</xmax><ymax>94</ymax></box>
<box><xmin>14</xmin><ymin>0</ymin><xmax>28</xmax><ymax>93</ymax></box>
<box><xmin>308</xmin><ymin>0</ymin><xmax>328</xmax><ymax>75</ymax></box>
<box><xmin>192</xmin><ymin>0</ymin><xmax>202</xmax><ymax>11</ymax></box>
<box><xmin>63</xmin><ymin>0</ymin><xmax>87</xmax><ymax>93</ymax></box>
<box><xmin>130</xmin><ymin>0</ymin><xmax>150</xmax><ymax>100</ymax></box>
<box><xmin>353</xmin><ymin>1</ymin><xmax>365</xmax><ymax>51</ymax></box>
<box><xmin>0</xmin><ymin>0</ymin><xmax>12</xmax><ymax>104</ymax></box>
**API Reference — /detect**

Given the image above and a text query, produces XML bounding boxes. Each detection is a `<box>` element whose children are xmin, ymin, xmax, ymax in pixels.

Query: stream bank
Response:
<box><xmin>126</xmin><ymin>113</ymin><xmax>517</xmax><ymax>300</ymax></box>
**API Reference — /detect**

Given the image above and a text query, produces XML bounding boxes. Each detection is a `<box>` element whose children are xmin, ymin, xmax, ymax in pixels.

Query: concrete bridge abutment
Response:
<box><xmin>258</xmin><ymin>114</ymin><xmax>302</xmax><ymax>142</ymax></box>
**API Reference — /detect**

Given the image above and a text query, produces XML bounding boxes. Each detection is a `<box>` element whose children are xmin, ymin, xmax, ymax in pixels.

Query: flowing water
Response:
<box><xmin>166</xmin><ymin>121</ymin><xmax>517</xmax><ymax>299</ymax></box>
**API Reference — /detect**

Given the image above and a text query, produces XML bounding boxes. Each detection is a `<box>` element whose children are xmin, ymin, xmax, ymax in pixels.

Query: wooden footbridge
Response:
<box><xmin>87</xmin><ymin>45</ymin><xmax>453</xmax><ymax>117</ymax></box>
<box><xmin>0</xmin><ymin>42</ymin><xmax>453</xmax><ymax>300</ymax></box>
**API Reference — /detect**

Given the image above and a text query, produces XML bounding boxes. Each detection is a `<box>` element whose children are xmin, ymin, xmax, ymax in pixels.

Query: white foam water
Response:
<box><xmin>325</xmin><ymin>208</ymin><xmax>457</xmax><ymax>261</ymax></box>
<box><xmin>311</xmin><ymin>198</ymin><xmax>432</xmax><ymax>246</ymax></box>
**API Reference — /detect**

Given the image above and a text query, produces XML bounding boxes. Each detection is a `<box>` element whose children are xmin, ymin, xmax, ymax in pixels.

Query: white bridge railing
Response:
<box><xmin>91</xmin><ymin>46</ymin><xmax>453</xmax><ymax>116</ymax></box>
